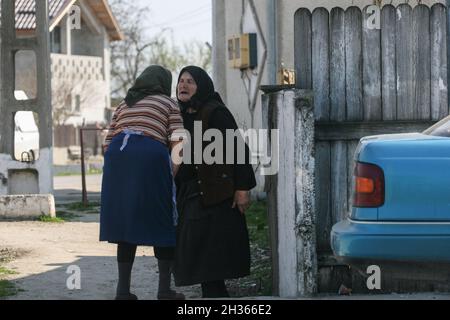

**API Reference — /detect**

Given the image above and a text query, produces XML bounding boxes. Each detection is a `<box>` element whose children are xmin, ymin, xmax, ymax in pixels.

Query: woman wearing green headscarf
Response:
<box><xmin>100</xmin><ymin>65</ymin><xmax>185</xmax><ymax>300</ymax></box>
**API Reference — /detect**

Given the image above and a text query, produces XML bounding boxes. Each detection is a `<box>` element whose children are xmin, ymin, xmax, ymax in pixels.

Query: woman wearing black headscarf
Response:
<box><xmin>174</xmin><ymin>66</ymin><xmax>257</xmax><ymax>298</ymax></box>
<box><xmin>100</xmin><ymin>65</ymin><xmax>185</xmax><ymax>300</ymax></box>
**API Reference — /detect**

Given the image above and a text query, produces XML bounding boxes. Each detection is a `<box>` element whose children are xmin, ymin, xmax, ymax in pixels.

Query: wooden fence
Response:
<box><xmin>292</xmin><ymin>3</ymin><xmax>450</xmax><ymax>292</ymax></box>
<box><xmin>295</xmin><ymin>3</ymin><xmax>448</xmax><ymax>254</ymax></box>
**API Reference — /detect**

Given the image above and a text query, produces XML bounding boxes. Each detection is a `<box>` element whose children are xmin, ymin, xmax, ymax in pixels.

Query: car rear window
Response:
<box><xmin>423</xmin><ymin>115</ymin><xmax>450</xmax><ymax>137</ymax></box>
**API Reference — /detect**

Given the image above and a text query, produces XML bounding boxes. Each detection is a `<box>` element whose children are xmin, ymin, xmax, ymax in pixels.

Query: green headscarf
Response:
<box><xmin>124</xmin><ymin>65</ymin><xmax>172</xmax><ymax>107</ymax></box>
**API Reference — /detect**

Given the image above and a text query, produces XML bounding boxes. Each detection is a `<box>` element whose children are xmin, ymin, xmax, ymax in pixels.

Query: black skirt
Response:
<box><xmin>173</xmin><ymin>180</ymin><xmax>251</xmax><ymax>286</ymax></box>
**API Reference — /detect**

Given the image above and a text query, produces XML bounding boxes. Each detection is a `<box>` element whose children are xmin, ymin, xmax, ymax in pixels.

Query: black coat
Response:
<box><xmin>174</xmin><ymin>101</ymin><xmax>256</xmax><ymax>286</ymax></box>
<box><xmin>176</xmin><ymin>99</ymin><xmax>257</xmax><ymax>207</ymax></box>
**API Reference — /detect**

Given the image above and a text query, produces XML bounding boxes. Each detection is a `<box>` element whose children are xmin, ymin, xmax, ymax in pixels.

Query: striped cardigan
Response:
<box><xmin>104</xmin><ymin>94</ymin><xmax>184</xmax><ymax>148</ymax></box>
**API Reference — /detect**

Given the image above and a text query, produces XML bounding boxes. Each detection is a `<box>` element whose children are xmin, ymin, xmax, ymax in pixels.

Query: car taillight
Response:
<box><xmin>353</xmin><ymin>162</ymin><xmax>384</xmax><ymax>207</ymax></box>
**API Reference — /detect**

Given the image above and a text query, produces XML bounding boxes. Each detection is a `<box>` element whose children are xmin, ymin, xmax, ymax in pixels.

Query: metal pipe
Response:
<box><xmin>80</xmin><ymin>128</ymin><xmax>88</xmax><ymax>206</ymax></box>
<box><xmin>212</xmin><ymin>0</ymin><xmax>227</xmax><ymax>101</ymax></box>
<box><xmin>267</xmin><ymin>0</ymin><xmax>278</xmax><ymax>85</ymax></box>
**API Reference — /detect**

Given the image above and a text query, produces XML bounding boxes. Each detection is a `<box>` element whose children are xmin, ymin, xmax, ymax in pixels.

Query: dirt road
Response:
<box><xmin>0</xmin><ymin>213</ymin><xmax>200</xmax><ymax>300</ymax></box>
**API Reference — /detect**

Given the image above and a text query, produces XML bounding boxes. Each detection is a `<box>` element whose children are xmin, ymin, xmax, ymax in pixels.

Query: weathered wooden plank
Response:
<box><xmin>431</xmin><ymin>3</ymin><xmax>448</xmax><ymax>120</ymax></box>
<box><xmin>396</xmin><ymin>4</ymin><xmax>415</xmax><ymax>120</ymax></box>
<box><xmin>275</xmin><ymin>91</ymin><xmax>297</xmax><ymax>297</ymax></box>
<box><xmin>315</xmin><ymin>120</ymin><xmax>437</xmax><ymax>141</ymax></box>
<box><xmin>294</xmin><ymin>90</ymin><xmax>317</xmax><ymax>296</ymax></box>
<box><xmin>362</xmin><ymin>5</ymin><xmax>382</xmax><ymax>121</ymax></box>
<box><xmin>347</xmin><ymin>140</ymin><xmax>359</xmax><ymax>213</ymax></box>
<box><xmin>345</xmin><ymin>7</ymin><xmax>363</xmax><ymax>121</ymax></box>
<box><xmin>331</xmin><ymin>142</ymin><xmax>348</xmax><ymax>225</ymax></box>
<box><xmin>414</xmin><ymin>5</ymin><xmax>431</xmax><ymax>120</ymax></box>
<box><xmin>314</xmin><ymin>141</ymin><xmax>331</xmax><ymax>253</ymax></box>
<box><xmin>330</xmin><ymin>7</ymin><xmax>346</xmax><ymax>122</ymax></box>
<box><xmin>381</xmin><ymin>5</ymin><xmax>397</xmax><ymax>121</ymax></box>
<box><xmin>262</xmin><ymin>93</ymin><xmax>280</xmax><ymax>296</ymax></box>
<box><xmin>312</xmin><ymin>8</ymin><xmax>330</xmax><ymax>121</ymax></box>
<box><xmin>294</xmin><ymin>9</ymin><xmax>312</xmax><ymax>90</ymax></box>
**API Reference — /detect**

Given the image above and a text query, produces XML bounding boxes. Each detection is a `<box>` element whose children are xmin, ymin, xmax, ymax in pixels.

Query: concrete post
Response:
<box><xmin>212</xmin><ymin>0</ymin><xmax>227</xmax><ymax>102</ymax></box>
<box><xmin>267</xmin><ymin>0</ymin><xmax>279</xmax><ymax>85</ymax></box>
<box><xmin>61</xmin><ymin>15</ymin><xmax>72</xmax><ymax>55</ymax></box>
<box><xmin>103</xmin><ymin>28</ymin><xmax>111</xmax><ymax>115</ymax></box>
<box><xmin>261</xmin><ymin>86</ymin><xmax>317</xmax><ymax>297</ymax></box>
<box><xmin>0</xmin><ymin>0</ymin><xmax>54</xmax><ymax>196</ymax></box>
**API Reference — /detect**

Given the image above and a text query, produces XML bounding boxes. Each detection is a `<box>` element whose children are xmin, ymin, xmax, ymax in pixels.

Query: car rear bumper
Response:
<box><xmin>331</xmin><ymin>219</ymin><xmax>450</xmax><ymax>262</ymax></box>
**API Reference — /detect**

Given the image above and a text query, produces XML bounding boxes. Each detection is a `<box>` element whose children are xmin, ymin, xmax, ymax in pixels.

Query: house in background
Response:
<box><xmin>0</xmin><ymin>0</ymin><xmax>123</xmax><ymax>164</ymax></box>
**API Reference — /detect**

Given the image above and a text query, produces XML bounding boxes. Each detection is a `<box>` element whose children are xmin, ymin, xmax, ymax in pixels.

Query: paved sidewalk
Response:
<box><xmin>53</xmin><ymin>174</ymin><xmax>102</xmax><ymax>204</ymax></box>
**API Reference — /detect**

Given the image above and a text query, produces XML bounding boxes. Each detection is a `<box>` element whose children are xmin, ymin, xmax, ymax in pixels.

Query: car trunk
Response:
<box><xmin>355</xmin><ymin>133</ymin><xmax>450</xmax><ymax>221</ymax></box>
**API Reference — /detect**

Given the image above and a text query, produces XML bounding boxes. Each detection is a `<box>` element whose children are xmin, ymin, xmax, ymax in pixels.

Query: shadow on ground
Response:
<box><xmin>4</xmin><ymin>255</ymin><xmax>201</xmax><ymax>300</ymax></box>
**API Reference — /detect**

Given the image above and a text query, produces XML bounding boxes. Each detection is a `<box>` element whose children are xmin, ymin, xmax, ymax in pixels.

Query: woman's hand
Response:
<box><xmin>232</xmin><ymin>190</ymin><xmax>251</xmax><ymax>214</ymax></box>
<box><xmin>170</xmin><ymin>140</ymin><xmax>184</xmax><ymax>177</ymax></box>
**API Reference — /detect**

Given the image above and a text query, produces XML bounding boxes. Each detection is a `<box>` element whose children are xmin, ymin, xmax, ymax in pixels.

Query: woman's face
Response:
<box><xmin>177</xmin><ymin>72</ymin><xmax>198</xmax><ymax>102</ymax></box>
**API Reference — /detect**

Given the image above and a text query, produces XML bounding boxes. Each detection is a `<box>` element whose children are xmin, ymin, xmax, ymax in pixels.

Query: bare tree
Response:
<box><xmin>109</xmin><ymin>0</ymin><xmax>162</xmax><ymax>98</ymax></box>
<box><xmin>182</xmin><ymin>41</ymin><xmax>212</xmax><ymax>74</ymax></box>
<box><xmin>108</xmin><ymin>0</ymin><xmax>212</xmax><ymax>99</ymax></box>
<box><xmin>52</xmin><ymin>78</ymin><xmax>89</xmax><ymax>126</ymax></box>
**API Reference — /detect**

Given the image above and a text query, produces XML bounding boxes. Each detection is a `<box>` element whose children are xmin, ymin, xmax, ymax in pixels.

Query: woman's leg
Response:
<box><xmin>154</xmin><ymin>246</ymin><xmax>185</xmax><ymax>300</ymax></box>
<box><xmin>116</xmin><ymin>242</ymin><xmax>137</xmax><ymax>300</ymax></box>
<box><xmin>201</xmin><ymin>280</ymin><xmax>229</xmax><ymax>298</ymax></box>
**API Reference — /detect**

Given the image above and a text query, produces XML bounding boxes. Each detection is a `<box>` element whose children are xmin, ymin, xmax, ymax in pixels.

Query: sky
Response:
<box><xmin>136</xmin><ymin>0</ymin><xmax>213</xmax><ymax>47</ymax></box>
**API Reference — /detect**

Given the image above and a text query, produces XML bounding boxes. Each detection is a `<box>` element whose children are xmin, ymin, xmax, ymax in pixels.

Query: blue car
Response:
<box><xmin>331</xmin><ymin>116</ymin><xmax>450</xmax><ymax>262</ymax></box>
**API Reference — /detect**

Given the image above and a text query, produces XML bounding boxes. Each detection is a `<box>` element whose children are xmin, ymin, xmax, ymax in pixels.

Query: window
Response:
<box><xmin>50</xmin><ymin>26</ymin><xmax>62</xmax><ymax>54</ymax></box>
<box><xmin>74</xmin><ymin>95</ymin><xmax>81</xmax><ymax>113</ymax></box>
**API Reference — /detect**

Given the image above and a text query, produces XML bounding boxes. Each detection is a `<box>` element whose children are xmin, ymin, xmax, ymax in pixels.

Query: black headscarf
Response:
<box><xmin>177</xmin><ymin>66</ymin><xmax>224</xmax><ymax>112</ymax></box>
<box><xmin>124</xmin><ymin>65</ymin><xmax>172</xmax><ymax>107</ymax></box>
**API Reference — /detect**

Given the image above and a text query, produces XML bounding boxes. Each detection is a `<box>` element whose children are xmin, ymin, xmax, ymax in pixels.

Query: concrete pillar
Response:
<box><xmin>61</xmin><ymin>15</ymin><xmax>72</xmax><ymax>55</ymax></box>
<box><xmin>212</xmin><ymin>0</ymin><xmax>227</xmax><ymax>102</ymax></box>
<box><xmin>262</xmin><ymin>86</ymin><xmax>317</xmax><ymax>298</ymax></box>
<box><xmin>103</xmin><ymin>28</ymin><xmax>111</xmax><ymax>114</ymax></box>
<box><xmin>0</xmin><ymin>0</ymin><xmax>54</xmax><ymax>195</ymax></box>
<box><xmin>267</xmin><ymin>0</ymin><xmax>279</xmax><ymax>85</ymax></box>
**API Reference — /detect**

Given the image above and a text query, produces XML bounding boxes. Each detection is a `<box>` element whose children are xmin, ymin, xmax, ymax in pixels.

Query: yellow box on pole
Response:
<box><xmin>227</xmin><ymin>33</ymin><xmax>257</xmax><ymax>70</ymax></box>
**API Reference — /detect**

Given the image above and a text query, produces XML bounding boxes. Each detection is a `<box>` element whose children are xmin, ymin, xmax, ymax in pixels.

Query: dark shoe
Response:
<box><xmin>115</xmin><ymin>293</ymin><xmax>138</xmax><ymax>300</ymax></box>
<box><xmin>157</xmin><ymin>289</ymin><xmax>185</xmax><ymax>300</ymax></box>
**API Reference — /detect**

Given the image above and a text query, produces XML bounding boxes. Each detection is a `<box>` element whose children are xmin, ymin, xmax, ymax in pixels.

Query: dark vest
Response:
<box><xmin>194</xmin><ymin>102</ymin><xmax>235</xmax><ymax>207</ymax></box>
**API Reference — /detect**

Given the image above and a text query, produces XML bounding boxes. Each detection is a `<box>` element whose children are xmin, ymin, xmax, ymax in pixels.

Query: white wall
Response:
<box><xmin>51</xmin><ymin>54</ymin><xmax>108</xmax><ymax>126</ymax></box>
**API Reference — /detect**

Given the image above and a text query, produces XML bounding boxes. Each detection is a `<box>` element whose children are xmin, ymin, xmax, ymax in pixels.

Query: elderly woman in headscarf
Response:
<box><xmin>100</xmin><ymin>65</ymin><xmax>185</xmax><ymax>300</ymax></box>
<box><xmin>173</xmin><ymin>66</ymin><xmax>257</xmax><ymax>298</ymax></box>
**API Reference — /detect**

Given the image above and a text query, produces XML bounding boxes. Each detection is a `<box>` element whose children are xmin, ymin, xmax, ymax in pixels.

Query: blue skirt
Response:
<box><xmin>100</xmin><ymin>132</ymin><xmax>176</xmax><ymax>246</ymax></box>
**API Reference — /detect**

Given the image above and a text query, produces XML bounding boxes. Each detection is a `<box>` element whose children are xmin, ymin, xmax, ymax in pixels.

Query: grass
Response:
<box><xmin>56</xmin><ymin>211</ymin><xmax>81</xmax><ymax>221</ymax></box>
<box><xmin>41</xmin><ymin>202</ymin><xmax>100</xmax><ymax>223</ymax></box>
<box><xmin>40</xmin><ymin>209</ymin><xmax>85</xmax><ymax>222</ymax></box>
<box><xmin>0</xmin><ymin>267</ymin><xmax>17</xmax><ymax>276</ymax></box>
<box><xmin>55</xmin><ymin>169</ymin><xmax>103</xmax><ymax>177</ymax></box>
<box><xmin>229</xmin><ymin>200</ymin><xmax>272</xmax><ymax>297</ymax></box>
<box><xmin>39</xmin><ymin>215</ymin><xmax>64</xmax><ymax>223</ymax></box>
<box><xmin>246</xmin><ymin>200</ymin><xmax>270</xmax><ymax>248</ymax></box>
<box><xmin>0</xmin><ymin>251</ymin><xmax>20</xmax><ymax>298</ymax></box>
<box><xmin>66</xmin><ymin>202</ymin><xmax>100</xmax><ymax>212</ymax></box>
<box><xmin>0</xmin><ymin>280</ymin><xmax>17</xmax><ymax>298</ymax></box>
